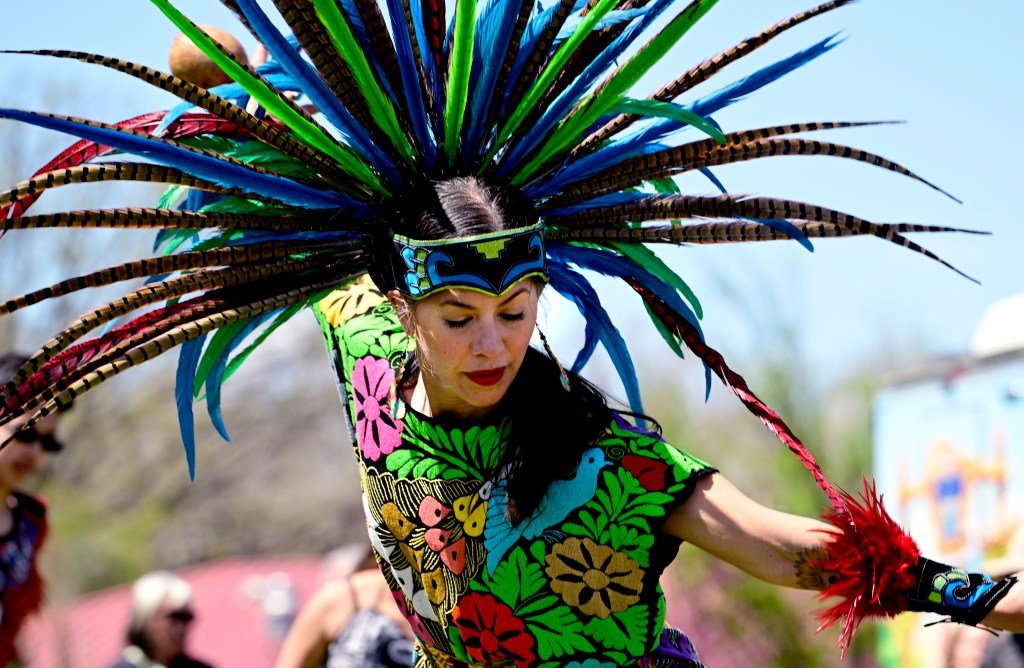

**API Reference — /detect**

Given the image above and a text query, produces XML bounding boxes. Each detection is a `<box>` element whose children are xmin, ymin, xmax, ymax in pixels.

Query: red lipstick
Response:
<box><xmin>466</xmin><ymin>367</ymin><xmax>506</xmax><ymax>387</ymax></box>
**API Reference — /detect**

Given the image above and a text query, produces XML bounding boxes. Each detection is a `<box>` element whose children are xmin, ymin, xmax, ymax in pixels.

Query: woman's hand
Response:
<box><xmin>662</xmin><ymin>472</ymin><xmax>835</xmax><ymax>590</ymax></box>
<box><xmin>983</xmin><ymin>574</ymin><xmax>1024</xmax><ymax>632</ymax></box>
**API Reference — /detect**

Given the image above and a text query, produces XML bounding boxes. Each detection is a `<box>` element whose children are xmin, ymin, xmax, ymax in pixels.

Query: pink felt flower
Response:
<box><xmin>352</xmin><ymin>356</ymin><xmax>402</xmax><ymax>461</ymax></box>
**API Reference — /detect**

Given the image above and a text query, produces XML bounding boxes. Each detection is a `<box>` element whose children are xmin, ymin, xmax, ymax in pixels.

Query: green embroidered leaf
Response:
<box><xmin>602</xmin><ymin>523</ymin><xmax>654</xmax><ymax>557</ymax></box>
<box><xmin>492</xmin><ymin>546</ymin><xmax>547</xmax><ymax>608</ymax></box>
<box><xmin>583</xmin><ymin>604</ymin><xmax>650</xmax><ymax>657</ymax></box>
<box><xmin>518</xmin><ymin>593</ymin><xmax>560</xmax><ymax>617</ymax></box>
<box><xmin>529</xmin><ymin>605</ymin><xmax>596</xmax><ymax>659</ymax></box>
<box><xmin>446</xmin><ymin>622</ymin><xmax>472</xmax><ymax>662</ymax></box>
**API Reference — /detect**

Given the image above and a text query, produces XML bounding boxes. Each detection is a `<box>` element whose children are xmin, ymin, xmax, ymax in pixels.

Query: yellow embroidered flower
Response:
<box><xmin>319</xmin><ymin>274</ymin><xmax>386</xmax><ymax>327</ymax></box>
<box><xmin>545</xmin><ymin>537</ymin><xmax>643</xmax><ymax>619</ymax></box>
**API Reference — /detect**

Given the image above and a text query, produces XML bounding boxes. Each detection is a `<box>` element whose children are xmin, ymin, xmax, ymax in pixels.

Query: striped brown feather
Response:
<box><xmin>547</xmin><ymin>128</ymin><xmax>953</xmax><ymax>208</ymax></box>
<box><xmin>501</xmin><ymin>0</ymin><xmax>578</xmax><ymax>128</ymax></box>
<box><xmin>271</xmin><ymin>0</ymin><xmax>378</xmax><ymax>131</ymax></box>
<box><xmin>548</xmin><ymin>221</ymin><xmax>980</xmax><ymax>244</ymax></box>
<box><xmin>1</xmin><ymin>209</ymin><xmax>314</xmax><ymax>232</ymax></box>
<box><xmin>3</xmin><ymin>277</ymin><xmax>343</xmax><ymax>433</ymax></box>
<box><xmin>478</xmin><ymin>0</ymin><xmax>537</xmax><ymax>156</ymax></box>
<box><xmin>0</xmin><ymin>256</ymin><xmax>340</xmax><ymax>401</ymax></box>
<box><xmin>4</xmin><ymin>50</ymin><xmax>347</xmax><ymax>183</ymax></box>
<box><xmin>548</xmin><ymin>193</ymin><xmax>973</xmax><ymax>279</ymax></box>
<box><xmin>574</xmin><ymin>0</ymin><xmax>856</xmax><ymax>155</ymax></box>
<box><xmin>0</xmin><ymin>163</ymin><xmax>258</xmax><ymax>211</ymax></box>
<box><xmin>0</xmin><ymin>241</ymin><xmax>330</xmax><ymax>316</ymax></box>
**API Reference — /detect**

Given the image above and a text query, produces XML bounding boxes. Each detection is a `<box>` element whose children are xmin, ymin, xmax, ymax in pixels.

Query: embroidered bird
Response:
<box><xmin>484</xmin><ymin>447</ymin><xmax>610</xmax><ymax>574</ymax></box>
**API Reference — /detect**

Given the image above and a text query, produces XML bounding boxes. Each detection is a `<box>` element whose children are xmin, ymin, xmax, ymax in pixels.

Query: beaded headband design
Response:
<box><xmin>392</xmin><ymin>224</ymin><xmax>546</xmax><ymax>298</ymax></box>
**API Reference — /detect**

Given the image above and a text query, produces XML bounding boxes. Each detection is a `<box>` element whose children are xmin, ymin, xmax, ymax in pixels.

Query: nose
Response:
<box><xmin>471</xmin><ymin>317</ymin><xmax>504</xmax><ymax>357</ymax></box>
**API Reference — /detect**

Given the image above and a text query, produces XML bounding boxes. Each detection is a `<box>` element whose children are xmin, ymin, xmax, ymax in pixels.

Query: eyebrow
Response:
<box><xmin>440</xmin><ymin>286</ymin><xmax>530</xmax><ymax>309</ymax></box>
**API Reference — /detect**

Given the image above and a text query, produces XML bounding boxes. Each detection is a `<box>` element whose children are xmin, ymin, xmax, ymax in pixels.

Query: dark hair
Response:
<box><xmin>0</xmin><ymin>352</ymin><xmax>73</xmax><ymax>412</ymax></box>
<box><xmin>370</xmin><ymin>177</ymin><xmax>538</xmax><ymax>293</ymax></box>
<box><xmin>0</xmin><ymin>353</ymin><xmax>30</xmax><ymax>387</ymax></box>
<box><xmin>388</xmin><ymin>177</ymin><xmax>631</xmax><ymax>521</ymax></box>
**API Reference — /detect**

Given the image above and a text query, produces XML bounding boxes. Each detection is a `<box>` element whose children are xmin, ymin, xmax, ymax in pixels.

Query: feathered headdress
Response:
<box><xmin>0</xmin><ymin>0</ymin><xmax>977</xmax><ymax>650</ymax></box>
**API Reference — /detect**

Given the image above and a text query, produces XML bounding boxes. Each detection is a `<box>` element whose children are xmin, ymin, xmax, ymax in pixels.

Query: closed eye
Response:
<box><xmin>500</xmin><ymin>312</ymin><xmax>525</xmax><ymax>322</ymax></box>
<box><xmin>443</xmin><ymin>318</ymin><xmax>471</xmax><ymax>329</ymax></box>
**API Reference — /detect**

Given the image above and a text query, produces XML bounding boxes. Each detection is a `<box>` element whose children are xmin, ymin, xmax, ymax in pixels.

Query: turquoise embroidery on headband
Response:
<box><xmin>392</xmin><ymin>223</ymin><xmax>547</xmax><ymax>298</ymax></box>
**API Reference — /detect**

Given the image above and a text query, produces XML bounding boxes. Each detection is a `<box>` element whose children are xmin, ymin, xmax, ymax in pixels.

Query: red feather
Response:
<box><xmin>813</xmin><ymin>480</ymin><xmax>921</xmax><ymax>655</ymax></box>
<box><xmin>0</xmin><ymin>112</ymin><xmax>256</xmax><ymax>220</ymax></box>
<box><xmin>628</xmin><ymin>281</ymin><xmax>923</xmax><ymax>653</ymax></box>
<box><xmin>421</xmin><ymin>0</ymin><xmax>446</xmax><ymax>73</ymax></box>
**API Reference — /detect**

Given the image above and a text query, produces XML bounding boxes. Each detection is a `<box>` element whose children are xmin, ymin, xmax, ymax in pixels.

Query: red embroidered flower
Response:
<box><xmin>622</xmin><ymin>453</ymin><xmax>668</xmax><ymax>491</ymax></box>
<box><xmin>452</xmin><ymin>592</ymin><xmax>535</xmax><ymax>667</ymax></box>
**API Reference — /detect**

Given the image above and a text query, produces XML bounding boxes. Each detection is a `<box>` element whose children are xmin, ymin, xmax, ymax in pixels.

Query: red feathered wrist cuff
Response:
<box><xmin>812</xmin><ymin>479</ymin><xmax>921</xmax><ymax>655</ymax></box>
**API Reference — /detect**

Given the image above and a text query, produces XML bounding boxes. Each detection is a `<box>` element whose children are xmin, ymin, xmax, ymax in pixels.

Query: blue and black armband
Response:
<box><xmin>906</xmin><ymin>557</ymin><xmax>1018</xmax><ymax>626</ymax></box>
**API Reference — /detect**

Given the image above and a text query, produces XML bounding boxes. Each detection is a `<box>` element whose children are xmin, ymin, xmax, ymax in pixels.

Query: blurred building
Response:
<box><xmin>874</xmin><ymin>294</ymin><xmax>1024</xmax><ymax>668</ymax></box>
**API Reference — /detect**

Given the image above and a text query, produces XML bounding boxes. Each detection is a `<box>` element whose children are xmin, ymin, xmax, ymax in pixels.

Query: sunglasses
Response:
<box><xmin>11</xmin><ymin>427</ymin><xmax>64</xmax><ymax>453</ymax></box>
<box><xmin>166</xmin><ymin>609</ymin><xmax>196</xmax><ymax>624</ymax></box>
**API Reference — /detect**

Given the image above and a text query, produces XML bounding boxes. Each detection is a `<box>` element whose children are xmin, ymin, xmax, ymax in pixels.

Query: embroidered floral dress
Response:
<box><xmin>314</xmin><ymin>276</ymin><xmax>714</xmax><ymax>668</ymax></box>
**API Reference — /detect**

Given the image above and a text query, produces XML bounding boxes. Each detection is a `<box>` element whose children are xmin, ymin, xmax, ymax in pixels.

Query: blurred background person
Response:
<box><xmin>275</xmin><ymin>546</ymin><xmax>413</xmax><ymax>668</ymax></box>
<box><xmin>0</xmin><ymin>352</ymin><xmax>67</xmax><ymax>666</ymax></box>
<box><xmin>111</xmin><ymin>571</ymin><xmax>213</xmax><ymax>668</ymax></box>
<box><xmin>168</xmin><ymin>25</ymin><xmax>247</xmax><ymax>89</ymax></box>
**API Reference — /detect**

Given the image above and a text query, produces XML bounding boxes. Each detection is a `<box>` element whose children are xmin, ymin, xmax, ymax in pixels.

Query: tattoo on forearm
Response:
<box><xmin>794</xmin><ymin>548</ymin><xmax>838</xmax><ymax>591</ymax></box>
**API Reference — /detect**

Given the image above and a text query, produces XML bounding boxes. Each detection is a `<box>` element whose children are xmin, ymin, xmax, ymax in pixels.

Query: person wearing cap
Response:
<box><xmin>111</xmin><ymin>571</ymin><xmax>213</xmax><ymax>668</ymax></box>
<box><xmin>0</xmin><ymin>352</ymin><xmax>67</xmax><ymax>666</ymax></box>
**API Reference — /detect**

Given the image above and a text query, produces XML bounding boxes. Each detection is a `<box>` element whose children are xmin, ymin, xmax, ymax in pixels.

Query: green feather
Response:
<box><xmin>313</xmin><ymin>0</ymin><xmax>415</xmax><ymax>164</ymax></box>
<box><xmin>221</xmin><ymin>304</ymin><xmax>304</xmax><ymax>384</ymax></box>
<box><xmin>615</xmin><ymin>98</ymin><xmax>724</xmax><ymax>144</ymax></box>
<box><xmin>643</xmin><ymin>301</ymin><xmax>686</xmax><ymax>359</ymax></box>
<box><xmin>157</xmin><ymin>184</ymin><xmax>187</xmax><ymax>210</ymax></box>
<box><xmin>514</xmin><ymin>0</ymin><xmax>719</xmax><ymax>184</ymax></box>
<box><xmin>193</xmin><ymin>319</ymin><xmax>251</xmax><ymax>396</ymax></box>
<box><xmin>492</xmin><ymin>0</ymin><xmax>620</xmax><ymax>156</ymax></box>
<box><xmin>149</xmin><ymin>0</ymin><xmax>383</xmax><ymax>191</ymax></box>
<box><xmin>609</xmin><ymin>241</ymin><xmax>702</xmax><ymax>319</ymax></box>
<box><xmin>445</xmin><ymin>0</ymin><xmax>478</xmax><ymax>163</ymax></box>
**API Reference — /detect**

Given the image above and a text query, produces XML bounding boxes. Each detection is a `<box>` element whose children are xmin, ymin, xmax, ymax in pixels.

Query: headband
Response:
<box><xmin>390</xmin><ymin>223</ymin><xmax>547</xmax><ymax>298</ymax></box>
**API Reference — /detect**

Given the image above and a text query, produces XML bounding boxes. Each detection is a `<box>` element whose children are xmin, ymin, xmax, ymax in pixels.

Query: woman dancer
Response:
<box><xmin>0</xmin><ymin>0</ymin><xmax>1021</xmax><ymax>665</ymax></box>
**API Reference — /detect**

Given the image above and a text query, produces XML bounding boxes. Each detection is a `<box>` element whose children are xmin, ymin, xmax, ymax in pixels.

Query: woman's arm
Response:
<box><xmin>274</xmin><ymin>580</ymin><xmax>356</xmax><ymax>668</ymax></box>
<box><xmin>662</xmin><ymin>472</ymin><xmax>834</xmax><ymax>590</ymax></box>
<box><xmin>985</xmin><ymin>576</ymin><xmax>1024</xmax><ymax>632</ymax></box>
<box><xmin>663</xmin><ymin>472</ymin><xmax>1024</xmax><ymax>632</ymax></box>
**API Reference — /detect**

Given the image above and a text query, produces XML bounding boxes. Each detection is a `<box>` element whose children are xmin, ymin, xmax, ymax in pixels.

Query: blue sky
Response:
<box><xmin>1</xmin><ymin>0</ymin><xmax>1021</xmax><ymax>389</ymax></box>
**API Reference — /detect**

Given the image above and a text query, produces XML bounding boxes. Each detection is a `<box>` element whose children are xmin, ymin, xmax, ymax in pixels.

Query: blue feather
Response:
<box><xmin>496</xmin><ymin>0</ymin><xmax>677</xmax><ymax>178</ymax></box>
<box><xmin>502</xmin><ymin>0</ymin><xmax>588</xmax><ymax>108</ymax></box>
<box><xmin>548</xmin><ymin>262</ymin><xmax>644</xmax><ymax>414</ymax></box>
<box><xmin>533</xmin><ymin>35</ymin><xmax>841</xmax><ymax>195</ymax></box>
<box><xmin>0</xmin><ymin>109</ymin><xmax>355</xmax><ymax>210</ymax></box>
<box><xmin>557</xmin><ymin>7</ymin><xmax>650</xmax><ymax>38</ymax></box>
<box><xmin>548</xmin><ymin>243</ymin><xmax>711</xmax><ymax>395</ymax></box>
<box><xmin>203</xmin><ymin>316</ymin><xmax>268</xmax><ymax>441</ymax></box>
<box><xmin>629</xmin><ymin>35</ymin><xmax>843</xmax><ymax>151</ymax></box>
<box><xmin>176</xmin><ymin>333</ymin><xmax>207</xmax><ymax>480</ymax></box>
<box><xmin>337</xmin><ymin>0</ymin><xmax>404</xmax><ymax>110</ymax></box>
<box><xmin>384</xmin><ymin>0</ymin><xmax>437</xmax><ymax>166</ymax></box>
<box><xmin>698</xmin><ymin>167</ymin><xmax>727</xmax><ymax>194</ymax></box>
<box><xmin>231</xmin><ymin>0</ymin><xmax>396</xmax><ymax>179</ymax></box>
<box><xmin>744</xmin><ymin>217</ymin><xmax>814</xmax><ymax>251</ymax></box>
<box><xmin>410</xmin><ymin>0</ymin><xmax>442</xmax><ymax>121</ymax></box>
<box><xmin>464</xmin><ymin>0</ymin><xmax>520</xmax><ymax>161</ymax></box>
<box><xmin>156</xmin><ymin>68</ymin><xmax>298</xmax><ymax>135</ymax></box>
<box><xmin>542</xmin><ymin>190</ymin><xmax>652</xmax><ymax>216</ymax></box>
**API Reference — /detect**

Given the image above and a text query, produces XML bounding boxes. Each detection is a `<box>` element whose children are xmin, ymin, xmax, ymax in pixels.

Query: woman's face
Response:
<box><xmin>396</xmin><ymin>279</ymin><xmax>540</xmax><ymax>420</ymax></box>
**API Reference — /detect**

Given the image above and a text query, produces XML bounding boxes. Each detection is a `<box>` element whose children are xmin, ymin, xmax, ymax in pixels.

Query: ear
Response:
<box><xmin>387</xmin><ymin>289</ymin><xmax>414</xmax><ymax>335</ymax></box>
